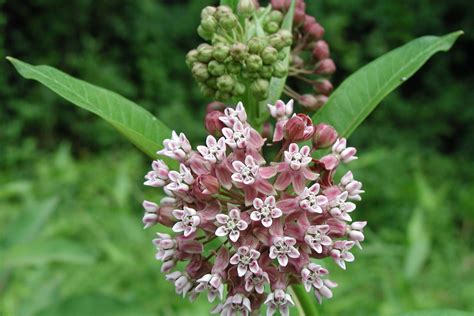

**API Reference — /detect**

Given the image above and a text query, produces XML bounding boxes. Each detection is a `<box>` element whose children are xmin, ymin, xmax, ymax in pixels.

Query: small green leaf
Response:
<box><xmin>312</xmin><ymin>31</ymin><xmax>463</xmax><ymax>138</ymax></box>
<box><xmin>258</xmin><ymin>0</ymin><xmax>296</xmax><ymax>122</ymax></box>
<box><xmin>6</xmin><ymin>57</ymin><xmax>173</xmax><ymax>161</ymax></box>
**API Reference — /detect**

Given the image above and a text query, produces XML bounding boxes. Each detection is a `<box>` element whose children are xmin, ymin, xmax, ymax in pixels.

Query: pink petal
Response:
<box><xmin>215</xmin><ymin>226</ymin><xmax>228</xmax><ymax>237</ymax></box>
<box><xmin>292</xmin><ymin>172</ymin><xmax>306</xmax><ymax>194</ymax></box>
<box><xmin>274</xmin><ymin>172</ymin><xmax>292</xmax><ymax>191</ymax></box>
<box><xmin>260</xmin><ymin>166</ymin><xmax>277</xmax><ymax>179</ymax></box>
<box><xmin>277</xmin><ymin>255</ymin><xmax>288</xmax><ymax>267</ymax></box>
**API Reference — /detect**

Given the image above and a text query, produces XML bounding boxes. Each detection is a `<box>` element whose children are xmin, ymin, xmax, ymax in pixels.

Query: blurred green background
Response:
<box><xmin>1</xmin><ymin>0</ymin><xmax>473</xmax><ymax>315</ymax></box>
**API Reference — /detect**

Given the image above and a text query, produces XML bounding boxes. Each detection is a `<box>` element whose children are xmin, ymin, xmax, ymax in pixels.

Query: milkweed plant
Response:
<box><xmin>7</xmin><ymin>0</ymin><xmax>462</xmax><ymax>315</ymax></box>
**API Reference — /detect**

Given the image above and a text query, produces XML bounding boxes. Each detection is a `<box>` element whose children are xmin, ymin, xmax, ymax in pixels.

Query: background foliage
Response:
<box><xmin>1</xmin><ymin>0</ymin><xmax>473</xmax><ymax>315</ymax></box>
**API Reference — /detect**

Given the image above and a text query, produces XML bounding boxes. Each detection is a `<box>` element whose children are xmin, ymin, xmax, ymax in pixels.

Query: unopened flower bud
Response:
<box><xmin>264</xmin><ymin>21</ymin><xmax>280</xmax><ymax>34</ymax></box>
<box><xmin>285</xmin><ymin>113</ymin><xmax>314</xmax><ymax>141</ymax></box>
<box><xmin>208</xmin><ymin>60</ymin><xmax>226</xmax><ymax>76</ymax></box>
<box><xmin>232</xmin><ymin>81</ymin><xmax>246</xmax><ymax>96</ymax></box>
<box><xmin>312</xmin><ymin>40</ymin><xmax>330</xmax><ymax>60</ymax></box>
<box><xmin>250</xmin><ymin>79</ymin><xmax>269</xmax><ymax>100</ymax></box>
<box><xmin>206</xmin><ymin>77</ymin><xmax>217</xmax><ymax>89</ymax></box>
<box><xmin>261</xmin><ymin>46</ymin><xmax>278</xmax><ymax>65</ymax></box>
<box><xmin>268</xmin><ymin>34</ymin><xmax>283</xmax><ymax>50</ymax></box>
<box><xmin>312</xmin><ymin>123</ymin><xmax>338</xmax><ymax>149</ymax></box>
<box><xmin>215</xmin><ymin>5</ymin><xmax>233</xmax><ymax>20</ymax></box>
<box><xmin>185</xmin><ymin>49</ymin><xmax>198</xmax><ymax>68</ymax></box>
<box><xmin>294</xmin><ymin>9</ymin><xmax>306</xmax><ymax>25</ymax></box>
<box><xmin>212</xmin><ymin>43</ymin><xmax>230</xmax><ymax>62</ymax></box>
<box><xmin>193</xmin><ymin>174</ymin><xmax>220</xmax><ymax>200</ymax></box>
<box><xmin>197</xmin><ymin>44</ymin><xmax>214</xmax><ymax>63</ymax></box>
<box><xmin>206</xmin><ymin>101</ymin><xmax>226</xmax><ymax>113</ymax></box>
<box><xmin>197</xmin><ymin>25</ymin><xmax>213</xmax><ymax>41</ymax></box>
<box><xmin>300</xmin><ymin>94</ymin><xmax>327</xmax><ymax>110</ymax></box>
<box><xmin>259</xmin><ymin>65</ymin><xmax>274</xmax><ymax>79</ymax></box>
<box><xmin>248</xmin><ymin>37</ymin><xmax>267</xmax><ymax>54</ymax></box>
<box><xmin>279</xmin><ymin>30</ymin><xmax>293</xmax><ymax>47</ymax></box>
<box><xmin>237</xmin><ymin>0</ymin><xmax>256</xmax><ymax>18</ymax></box>
<box><xmin>314</xmin><ymin>79</ymin><xmax>333</xmax><ymax>95</ymax></box>
<box><xmin>271</xmin><ymin>0</ymin><xmax>285</xmax><ymax>10</ymax></box>
<box><xmin>192</xmin><ymin>62</ymin><xmax>210</xmax><ymax>81</ymax></box>
<box><xmin>308</xmin><ymin>22</ymin><xmax>325</xmax><ymax>39</ymax></box>
<box><xmin>268</xmin><ymin>10</ymin><xmax>284</xmax><ymax>23</ymax></box>
<box><xmin>201</xmin><ymin>16</ymin><xmax>218</xmax><ymax>33</ymax></box>
<box><xmin>219</xmin><ymin>13</ymin><xmax>238</xmax><ymax>30</ymax></box>
<box><xmin>272</xmin><ymin>60</ymin><xmax>287</xmax><ymax>78</ymax></box>
<box><xmin>315</xmin><ymin>58</ymin><xmax>336</xmax><ymax>75</ymax></box>
<box><xmin>246</xmin><ymin>54</ymin><xmax>263</xmax><ymax>72</ymax></box>
<box><xmin>230</xmin><ymin>43</ymin><xmax>248</xmax><ymax>62</ymax></box>
<box><xmin>201</xmin><ymin>6</ymin><xmax>217</xmax><ymax>20</ymax></box>
<box><xmin>303</xmin><ymin>15</ymin><xmax>316</xmax><ymax>33</ymax></box>
<box><xmin>226</xmin><ymin>61</ymin><xmax>242</xmax><ymax>74</ymax></box>
<box><xmin>205</xmin><ymin>111</ymin><xmax>225</xmax><ymax>135</ymax></box>
<box><xmin>217</xmin><ymin>74</ymin><xmax>235</xmax><ymax>93</ymax></box>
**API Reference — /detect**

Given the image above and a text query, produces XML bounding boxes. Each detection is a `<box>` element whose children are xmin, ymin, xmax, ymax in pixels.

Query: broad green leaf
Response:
<box><xmin>258</xmin><ymin>0</ymin><xmax>296</xmax><ymax>123</ymax></box>
<box><xmin>3</xmin><ymin>239</ymin><xmax>97</xmax><ymax>268</ymax></box>
<box><xmin>312</xmin><ymin>31</ymin><xmax>463</xmax><ymax>138</ymax></box>
<box><xmin>6</xmin><ymin>57</ymin><xmax>173</xmax><ymax>161</ymax></box>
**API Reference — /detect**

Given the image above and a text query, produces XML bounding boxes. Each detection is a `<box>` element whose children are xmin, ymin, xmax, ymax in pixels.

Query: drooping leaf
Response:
<box><xmin>6</xmin><ymin>57</ymin><xmax>173</xmax><ymax>161</ymax></box>
<box><xmin>312</xmin><ymin>31</ymin><xmax>463</xmax><ymax>138</ymax></box>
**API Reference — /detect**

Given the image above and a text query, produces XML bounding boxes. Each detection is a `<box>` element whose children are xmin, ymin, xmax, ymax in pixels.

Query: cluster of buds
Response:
<box><xmin>268</xmin><ymin>0</ymin><xmax>336</xmax><ymax>111</ymax></box>
<box><xmin>142</xmin><ymin>100</ymin><xmax>366</xmax><ymax>315</ymax></box>
<box><xmin>186</xmin><ymin>4</ymin><xmax>293</xmax><ymax>102</ymax></box>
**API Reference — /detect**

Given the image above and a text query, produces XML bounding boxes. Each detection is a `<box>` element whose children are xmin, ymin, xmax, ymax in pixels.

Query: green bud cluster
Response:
<box><xmin>187</xmin><ymin>5</ymin><xmax>293</xmax><ymax>102</ymax></box>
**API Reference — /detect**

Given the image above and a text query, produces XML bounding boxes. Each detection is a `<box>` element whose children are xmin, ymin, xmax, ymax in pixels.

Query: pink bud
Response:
<box><xmin>285</xmin><ymin>114</ymin><xmax>314</xmax><ymax>141</ymax></box>
<box><xmin>142</xmin><ymin>212</ymin><xmax>158</xmax><ymax>229</ymax></box>
<box><xmin>313</xmin><ymin>79</ymin><xmax>333</xmax><ymax>96</ymax></box>
<box><xmin>294</xmin><ymin>9</ymin><xmax>306</xmax><ymax>25</ymax></box>
<box><xmin>271</xmin><ymin>0</ymin><xmax>285</xmax><ymax>10</ymax></box>
<box><xmin>315</xmin><ymin>59</ymin><xmax>336</xmax><ymax>75</ymax></box>
<box><xmin>312</xmin><ymin>123</ymin><xmax>338</xmax><ymax>149</ymax></box>
<box><xmin>205</xmin><ymin>111</ymin><xmax>225</xmax><ymax>135</ymax></box>
<box><xmin>308</xmin><ymin>22</ymin><xmax>325</xmax><ymax>39</ymax></box>
<box><xmin>206</xmin><ymin>101</ymin><xmax>226</xmax><ymax>113</ymax></box>
<box><xmin>261</xmin><ymin>122</ymin><xmax>273</xmax><ymax>140</ymax></box>
<box><xmin>303</xmin><ymin>15</ymin><xmax>316</xmax><ymax>33</ymax></box>
<box><xmin>193</xmin><ymin>174</ymin><xmax>220</xmax><ymax>200</ymax></box>
<box><xmin>300</xmin><ymin>94</ymin><xmax>327</xmax><ymax>111</ymax></box>
<box><xmin>312</xmin><ymin>40</ymin><xmax>330</xmax><ymax>60</ymax></box>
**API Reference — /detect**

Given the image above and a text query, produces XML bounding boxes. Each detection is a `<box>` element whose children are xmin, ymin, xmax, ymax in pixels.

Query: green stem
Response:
<box><xmin>290</xmin><ymin>285</ymin><xmax>319</xmax><ymax>316</ymax></box>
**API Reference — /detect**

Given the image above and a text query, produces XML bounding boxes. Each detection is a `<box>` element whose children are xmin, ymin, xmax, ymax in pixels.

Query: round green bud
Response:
<box><xmin>192</xmin><ymin>63</ymin><xmax>210</xmax><ymax>81</ymax></box>
<box><xmin>199</xmin><ymin>84</ymin><xmax>216</xmax><ymax>97</ymax></box>
<box><xmin>208</xmin><ymin>60</ymin><xmax>226</xmax><ymax>76</ymax></box>
<box><xmin>215</xmin><ymin>90</ymin><xmax>231</xmax><ymax>101</ymax></box>
<box><xmin>248</xmin><ymin>37</ymin><xmax>267</xmax><ymax>54</ymax></box>
<box><xmin>279</xmin><ymin>30</ymin><xmax>293</xmax><ymax>47</ymax></box>
<box><xmin>185</xmin><ymin>49</ymin><xmax>198</xmax><ymax>68</ymax></box>
<box><xmin>206</xmin><ymin>77</ymin><xmax>218</xmax><ymax>89</ymax></box>
<box><xmin>272</xmin><ymin>60</ymin><xmax>287</xmax><ymax>78</ymax></box>
<box><xmin>226</xmin><ymin>61</ymin><xmax>242</xmax><ymax>74</ymax></box>
<box><xmin>201</xmin><ymin>6</ymin><xmax>217</xmax><ymax>20</ymax></box>
<box><xmin>268</xmin><ymin>10</ymin><xmax>284</xmax><ymax>23</ymax></box>
<box><xmin>237</xmin><ymin>0</ymin><xmax>256</xmax><ymax>18</ymax></box>
<box><xmin>245</xmin><ymin>54</ymin><xmax>263</xmax><ymax>72</ymax></box>
<box><xmin>201</xmin><ymin>16</ymin><xmax>218</xmax><ymax>33</ymax></box>
<box><xmin>230</xmin><ymin>43</ymin><xmax>248</xmax><ymax>62</ymax></box>
<box><xmin>217</xmin><ymin>74</ymin><xmax>235</xmax><ymax>92</ymax></box>
<box><xmin>259</xmin><ymin>65</ymin><xmax>274</xmax><ymax>79</ymax></box>
<box><xmin>197</xmin><ymin>25</ymin><xmax>213</xmax><ymax>41</ymax></box>
<box><xmin>250</xmin><ymin>79</ymin><xmax>269</xmax><ymax>100</ymax></box>
<box><xmin>268</xmin><ymin>34</ymin><xmax>283</xmax><ymax>49</ymax></box>
<box><xmin>232</xmin><ymin>81</ymin><xmax>246</xmax><ymax>96</ymax></box>
<box><xmin>215</xmin><ymin>6</ymin><xmax>233</xmax><ymax>20</ymax></box>
<box><xmin>277</xmin><ymin>50</ymin><xmax>286</xmax><ymax>60</ymax></box>
<box><xmin>197</xmin><ymin>44</ymin><xmax>214</xmax><ymax>62</ymax></box>
<box><xmin>261</xmin><ymin>46</ymin><xmax>278</xmax><ymax>65</ymax></box>
<box><xmin>264</xmin><ymin>21</ymin><xmax>280</xmax><ymax>34</ymax></box>
<box><xmin>219</xmin><ymin>13</ymin><xmax>238</xmax><ymax>30</ymax></box>
<box><xmin>212</xmin><ymin>43</ymin><xmax>230</xmax><ymax>62</ymax></box>
<box><xmin>242</xmin><ymin>71</ymin><xmax>260</xmax><ymax>80</ymax></box>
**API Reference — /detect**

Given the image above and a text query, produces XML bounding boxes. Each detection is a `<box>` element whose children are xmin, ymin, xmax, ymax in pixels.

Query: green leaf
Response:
<box><xmin>6</xmin><ymin>57</ymin><xmax>173</xmax><ymax>161</ymax></box>
<box><xmin>404</xmin><ymin>206</ymin><xmax>430</xmax><ymax>279</ymax></box>
<box><xmin>3</xmin><ymin>239</ymin><xmax>97</xmax><ymax>268</ymax></box>
<box><xmin>312</xmin><ymin>31</ymin><xmax>463</xmax><ymax>138</ymax></box>
<box><xmin>258</xmin><ymin>0</ymin><xmax>296</xmax><ymax>123</ymax></box>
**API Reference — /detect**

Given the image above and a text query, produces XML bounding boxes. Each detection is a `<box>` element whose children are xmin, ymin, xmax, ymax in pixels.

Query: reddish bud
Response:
<box><xmin>313</xmin><ymin>79</ymin><xmax>333</xmax><ymax>96</ymax></box>
<box><xmin>300</xmin><ymin>94</ymin><xmax>327</xmax><ymax>111</ymax></box>
<box><xmin>193</xmin><ymin>174</ymin><xmax>220</xmax><ymax>200</ymax></box>
<box><xmin>285</xmin><ymin>113</ymin><xmax>314</xmax><ymax>141</ymax></box>
<box><xmin>308</xmin><ymin>22</ymin><xmax>325</xmax><ymax>39</ymax></box>
<box><xmin>312</xmin><ymin>123</ymin><xmax>338</xmax><ymax>149</ymax></box>
<box><xmin>206</xmin><ymin>101</ymin><xmax>226</xmax><ymax>113</ymax></box>
<box><xmin>205</xmin><ymin>111</ymin><xmax>225</xmax><ymax>135</ymax></box>
<box><xmin>294</xmin><ymin>9</ymin><xmax>306</xmax><ymax>25</ymax></box>
<box><xmin>271</xmin><ymin>0</ymin><xmax>285</xmax><ymax>10</ymax></box>
<box><xmin>303</xmin><ymin>15</ymin><xmax>316</xmax><ymax>33</ymax></box>
<box><xmin>312</xmin><ymin>40</ymin><xmax>330</xmax><ymax>60</ymax></box>
<box><xmin>261</xmin><ymin>122</ymin><xmax>274</xmax><ymax>140</ymax></box>
<box><xmin>315</xmin><ymin>58</ymin><xmax>336</xmax><ymax>75</ymax></box>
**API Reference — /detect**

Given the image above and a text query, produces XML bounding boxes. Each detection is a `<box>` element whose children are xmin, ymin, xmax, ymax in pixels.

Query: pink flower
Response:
<box><xmin>301</xmin><ymin>263</ymin><xmax>329</xmax><ymax>291</ymax></box>
<box><xmin>314</xmin><ymin>279</ymin><xmax>338</xmax><ymax>304</ymax></box>
<box><xmin>328</xmin><ymin>191</ymin><xmax>356</xmax><ymax>222</ymax></box>
<box><xmin>230</xmin><ymin>246</ymin><xmax>260</xmax><ymax>277</ymax></box>
<box><xmin>215</xmin><ymin>208</ymin><xmax>248</xmax><ymax>242</ymax></box>
<box><xmin>274</xmin><ymin>143</ymin><xmax>319</xmax><ymax>194</ymax></box>
<box><xmin>195</xmin><ymin>274</ymin><xmax>224</xmax><ymax>302</ymax></box>
<box><xmin>340</xmin><ymin>171</ymin><xmax>364</xmax><ymax>201</ymax></box>
<box><xmin>142</xmin><ymin>200</ymin><xmax>159</xmax><ymax>229</ymax></box>
<box><xmin>304</xmin><ymin>225</ymin><xmax>332</xmax><ymax>253</ymax></box>
<box><xmin>269</xmin><ymin>236</ymin><xmax>300</xmax><ymax>267</ymax></box>
<box><xmin>197</xmin><ymin>135</ymin><xmax>227</xmax><ymax>164</ymax></box>
<box><xmin>166</xmin><ymin>271</ymin><xmax>193</xmax><ymax>297</ymax></box>
<box><xmin>265</xmin><ymin>289</ymin><xmax>295</xmax><ymax>316</ymax></box>
<box><xmin>284</xmin><ymin>114</ymin><xmax>314</xmax><ymax>141</ymax></box>
<box><xmin>251</xmin><ymin>196</ymin><xmax>282</xmax><ymax>227</ymax></box>
<box><xmin>219</xmin><ymin>102</ymin><xmax>247</xmax><ymax>127</ymax></box>
<box><xmin>144</xmin><ymin>159</ymin><xmax>169</xmax><ymax>187</ymax></box>
<box><xmin>268</xmin><ymin>99</ymin><xmax>293</xmax><ymax>120</ymax></box>
<box><xmin>299</xmin><ymin>183</ymin><xmax>328</xmax><ymax>213</ymax></box>
<box><xmin>319</xmin><ymin>138</ymin><xmax>357</xmax><ymax>170</ymax></box>
<box><xmin>222</xmin><ymin>121</ymin><xmax>250</xmax><ymax>149</ymax></box>
<box><xmin>152</xmin><ymin>233</ymin><xmax>177</xmax><ymax>272</ymax></box>
<box><xmin>244</xmin><ymin>269</ymin><xmax>270</xmax><ymax>294</ymax></box>
<box><xmin>331</xmin><ymin>240</ymin><xmax>355</xmax><ymax>270</ymax></box>
<box><xmin>158</xmin><ymin>131</ymin><xmax>192</xmax><ymax>161</ymax></box>
<box><xmin>166</xmin><ymin>164</ymin><xmax>194</xmax><ymax>193</ymax></box>
<box><xmin>213</xmin><ymin>294</ymin><xmax>252</xmax><ymax>315</ymax></box>
<box><xmin>348</xmin><ymin>221</ymin><xmax>367</xmax><ymax>249</ymax></box>
<box><xmin>172</xmin><ymin>206</ymin><xmax>201</xmax><ymax>237</ymax></box>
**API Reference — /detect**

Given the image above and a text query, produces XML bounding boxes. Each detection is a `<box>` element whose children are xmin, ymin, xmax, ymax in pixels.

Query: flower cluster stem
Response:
<box><xmin>290</xmin><ymin>285</ymin><xmax>319</xmax><ymax>316</ymax></box>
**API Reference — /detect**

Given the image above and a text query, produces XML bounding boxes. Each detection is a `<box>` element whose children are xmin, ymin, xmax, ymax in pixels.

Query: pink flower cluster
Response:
<box><xmin>142</xmin><ymin>100</ymin><xmax>366</xmax><ymax>315</ymax></box>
